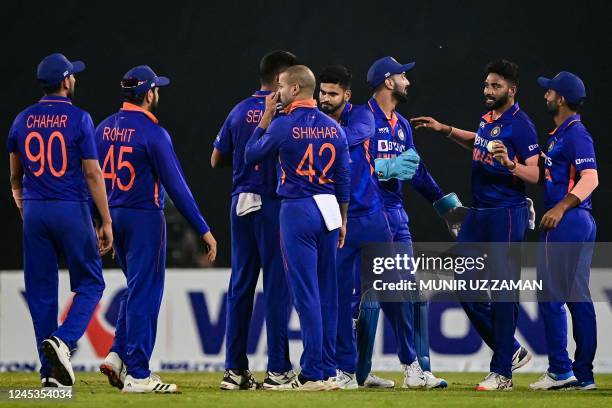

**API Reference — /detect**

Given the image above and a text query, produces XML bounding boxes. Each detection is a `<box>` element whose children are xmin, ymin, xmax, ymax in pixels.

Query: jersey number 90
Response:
<box><xmin>24</xmin><ymin>131</ymin><xmax>67</xmax><ymax>177</ymax></box>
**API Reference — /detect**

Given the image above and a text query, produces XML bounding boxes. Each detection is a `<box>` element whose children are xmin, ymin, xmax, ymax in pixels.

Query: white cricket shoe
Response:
<box><xmin>363</xmin><ymin>373</ymin><xmax>395</xmax><ymax>388</ymax></box>
<box><xmin>263</xmin><ymin>370</ymin><xmax>297</xmax><ymax>390</ymax></box>
<box><xmin>529</xmin><ymin>372</ymin><xmax>577</xmax><ymax>390</ymax></box>
<box><xmin>100</xmin><ymin>352</ymin><xmax>127</xmax><ymax>389</ymax></box>
<box><xmin>423</xmin><ymin>371</ymin><xmax>448</xmax><ymax>389</ymax></box>
<box><xmin>276</xmin><ymin>376</ymin><xmax>327</xmax><ymax>391</ymax></box>
<box><xmin>475</xmin><ymin>372</ymin><xmax>512</xmax><ymax>391</ymax></box>
<box><xmin>322</xmin><ymin>378</ymin><xmax>341</xmax><ymax>391</ymax></box>
<box><xmin>41</xmin><ymin>336</ymin><xmax>74</xmax><ymax>386</ymax></box>
<box><xmin>402</xmin><ymin>359</ymin><xmax>427</xmax><ymax>389</ymax></box>
<box><xmin>330</xmin><ymin>370</ymin><xmax>358</xmax><ymax>390</ymax></box>
<box><xmin>512</xmin><ymin>346</ymin><xmax>533</xmax><ymax>371</ymax></box>
<box><xmin>122</xmin><ymin>374</ymin><xmax>178</xmax><ymax>393</ymax></box>
<box><xmin>41</xmin><ymin>377</ymin><xmax>72</xmax><ymax>389</ymax></box>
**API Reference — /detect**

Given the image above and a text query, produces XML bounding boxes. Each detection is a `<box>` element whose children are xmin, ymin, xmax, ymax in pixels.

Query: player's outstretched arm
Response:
<box><xmin>150</xmin><ymin>130</ymin><xmax>212</xmax><ymax>243</ymax></box>
<box><xmin>9</xmin><ymin>152</ymin><xmax>24</xmax><ymax>219</ymax></box>
<box><xmin>411</xmin><ymin>116</ymin><xmax>476</xmax><ymax>151</ymax></box>
<box><xmin>83</xmin><ymin>159</ymin><xmax>113</xmax><ymax>255</ymax></box>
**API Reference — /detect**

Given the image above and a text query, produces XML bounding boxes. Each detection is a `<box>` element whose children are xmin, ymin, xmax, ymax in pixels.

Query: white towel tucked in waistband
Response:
<box><xmin>236</xmin><ymin>192</ymin><xmax>262</xmax><ymax>216</ymax></box>
<box><xmin>526</xmin><ymin>197</ymin><xmax>536</xmax><ymax>230</ymax></box>
<box><xmin>313</xmin><ymin>194</ymin><xmax>342</xmax><ymax>231</ymax></box>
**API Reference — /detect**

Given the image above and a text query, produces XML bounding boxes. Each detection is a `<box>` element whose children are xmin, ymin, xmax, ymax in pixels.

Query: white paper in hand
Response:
<box><xmin>313</xmin><ymin>194</ymin><xmax>342</xmax><ymax>231</ymax></box>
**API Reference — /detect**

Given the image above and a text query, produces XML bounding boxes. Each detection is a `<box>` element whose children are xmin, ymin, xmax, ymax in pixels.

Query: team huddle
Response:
<box><xmin>7</xmin><ymin>50</ymin><xmax>598</xmax><ymax>393</ymax></box>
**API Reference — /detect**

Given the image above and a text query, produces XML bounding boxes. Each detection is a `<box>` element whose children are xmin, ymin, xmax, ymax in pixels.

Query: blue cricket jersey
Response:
<box><xmin>214</xmin><ymin>90</ymin><xmax>277</xmax><ymax>197</ymax></box>
<box><xmin>543</xmin><ymin>114</ymin><xmax>596</xmax><ymax>211</ymax></box>
<box><xmin>95</xmin><ymin>102</ymin><xmax>209</xmax><ymax>235</ymax></box>
<box><xmin>338</xmin><ymin>102</ymin><xmax>383</xmax><ymax>217</ymax></box>
<box><xmin>7</xmin><ymin>95</ymin><xmax>98</xmax><ymax>201</ymax></box>
<box><xmin>472</xmin><ymin>103</ymin><xmax>541</xmax><ymax>208</ymax></box>
<box><xmin>367</xmin><ymin>97</ymin><xmax>444</xmax><ymax>209</ymax></box>
<box><xmin>245</xmin><ymin>99</ymin><xmax>350</xmax><ymax>203</ymax></box>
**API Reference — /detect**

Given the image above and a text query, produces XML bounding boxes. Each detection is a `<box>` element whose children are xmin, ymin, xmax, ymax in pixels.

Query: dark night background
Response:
<box><xmin>1</xmin><ymin>0</ymin><xmax>610</xmax><ymax>269</ymax></box>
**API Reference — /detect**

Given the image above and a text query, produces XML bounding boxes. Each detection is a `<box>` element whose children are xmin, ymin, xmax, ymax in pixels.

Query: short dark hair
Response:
<box><xmin>259</xmin><ymin>50</ymin><xmax>298</xmax><ymax>85</ymax></box>
<box><xmin>318</xmin><ymin>65</ymin><xmax>352</xmax><ymax>90</ymax></box>
<box><xmin>123</xmin><ymin>92</ymin><xmax>147</xmax><ymax>105</ymax></box>
<box><xmin>41</xmin><ymin>82</ymin><xmax>62</xmax><ymax>95</ymax></box>
<box><xmin>485</xmin><ymin>59</ymin><xmax>519</xmax><ymax>86</ymax></box>
<box><xmin>566</xmin><ymin>99</ymin><xmax>584</xmax><ymax>112</ymax></box>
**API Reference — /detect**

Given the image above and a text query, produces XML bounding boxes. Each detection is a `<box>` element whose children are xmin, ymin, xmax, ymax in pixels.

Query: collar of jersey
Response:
<box><xmin>121</xmin><ymin>102</ymin><xmax>159</xmax><ymax>124</ymax></box>
<box><xmin>549</xmin><ymin>113</ymin><xmax>581</xmax><ymax>136</ymax></box>
<box><xmin>252</xmin><ymin>90</ymin><xmax>272</xmax><ymax>98</ymax></box>
<box><xmin>283</xmin><ymin>98</ymin><xmax>317</xmax><ymax>114</ymax></box>
<box><xmin>481</xmin><ymin>103</ymin><xmax>520</xmax><ymax>124</ymax></box>
<box><xmin>339</xmin><ymin>102</ymin><xmax>353</xmax><ymax>123</ymax></box>
<box><xmin>367</xmin><ymin>97</ymin><xmax>398</xmax><ymax>129</ymax></box>
<box><xmin>39</xmin><ymin>95</ymin><xmax>72</xmax><ymax>105</ymax></box>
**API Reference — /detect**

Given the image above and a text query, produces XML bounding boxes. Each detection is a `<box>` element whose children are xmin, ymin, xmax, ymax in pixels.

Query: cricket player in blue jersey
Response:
<box><xmin>358</xmin><ymin>56</ymin><xmax>465</xmax><ymax>389</ymax></box>
<box><xmin>211</xmin><ymin>50</ymin><xmax>297</xmax><ymax>390</ymax></box>
<box><xmin>524</xmin><ymin>72</ymin><xmax>598</xmax><ymax>391</ymax></box>
<box><xmin>7</xmin><ymin>53</ymin><xmax>113</xmax><ymax>388</ymax></box>
<box><xmin>96</xmin><ymin>65</ymin><xmax>217</xmax><ymax>393</ymax></box>
<box><xmin>317</xmin><ymin>65</ymin><xmax>448</xmax><ymax>389</ymax></box>
<box><xmin>245</xmin><ymin>65</ymin><xmax>350</xmax><ymax>391</ymax></box>
<box><xmin>412</xmin><ymin>59</ymin><xmax>539</xmax><ymax>390</ymax></box>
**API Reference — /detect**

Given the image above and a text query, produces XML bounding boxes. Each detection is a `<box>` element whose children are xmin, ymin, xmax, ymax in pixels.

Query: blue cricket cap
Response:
<box><xmin>37</xmin><ymin>53</ymin><xmax>85</xmax><ymax>87</ymax></box>
<box><xmin>537</xmin><ymin>71</ymin><xmax>586</xmax><ymax>104</ymax></box>
<box><xmin>121</xmin><ymin>65</ymin><xmax>170</xmax><ymax>96</ymax></box>
<box><xmin>367</xmin><ymin>56</ymin><xmax>415</xmax><ymax>89</ymax></box>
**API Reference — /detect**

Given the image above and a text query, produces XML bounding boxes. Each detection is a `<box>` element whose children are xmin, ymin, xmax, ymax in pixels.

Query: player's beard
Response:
<box><xmin>484</xmin><ymin>92</ymin><xmax>508</xmax><ymax>110</ymax></box>
<box><xmin>67</xmin><ymin>83</ymin><xmax>75</xmax><ymax>99</ymax></box>
<box><xmin>150</xmin><ymin>93</ymin><xmax>159</xmax><ymax>113</ymax></box>
<box><xmin>392</xmin><ymin>82</ymin><xmax>409</xmax><ymax>104</ymax></box>
<box><xmin>545</xmin><ymin>99</ymin><xmax>559</xmax><ymax>115</ymax></box>
<box><xmin>319</xmin><ymin>100</ymin><xmax>344</xmax><ymax>115</ymax></box>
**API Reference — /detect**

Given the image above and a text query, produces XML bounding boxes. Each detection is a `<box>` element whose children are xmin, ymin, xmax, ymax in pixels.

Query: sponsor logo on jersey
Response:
<box><xmin>378</xmin><ymin>127</ymin><xmax>390</xmax><ymax>134</ymax></box>
<box><xmin>378</xmin><ymin>140</ymin><xmax>389</xmax><ymax>152</ymax></box>
<box><xmin>575</xmin><ymin>157</ymin><xmax>596</xmax><ymax>165</ymax></box>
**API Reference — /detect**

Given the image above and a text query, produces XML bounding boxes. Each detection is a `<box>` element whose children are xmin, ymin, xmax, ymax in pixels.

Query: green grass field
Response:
<box><xmin>1</xmin><ymin>372</ymin><xmax>611</xmax><ymax>407</ymax></box>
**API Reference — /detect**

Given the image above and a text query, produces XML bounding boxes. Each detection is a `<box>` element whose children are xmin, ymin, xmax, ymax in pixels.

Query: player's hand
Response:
<box><xmin>202</xmin><ymin>231</ymin><xmax>217</xmax><ymax>263</ymax></box>
<box><xmin>490</xmin><ymin>141</ymin><xmax>514</xmax><ymax>167</ymax></box>
<box><xmin>97</xmin><ymin>221</ymin><xmax>114</xmax><ymax>256</ymax></box>
<box><xmin>259</xmin><ymin>92</ymin><xmax>279</xmax><ymax>130</ymax></box>
<box><xmin>410</xmin><ymin>116</ymin><xmax>450</xmax><ymax>134</ymax></box>
<box><xmin>539</xmin><ymin>206</ymin><xmax>565</xmax><ymax>230</ymax></box>
<box><xmin>338</xmin><ymin>224</ymin><xmax>346</xmax><ymax>248</ymax></box>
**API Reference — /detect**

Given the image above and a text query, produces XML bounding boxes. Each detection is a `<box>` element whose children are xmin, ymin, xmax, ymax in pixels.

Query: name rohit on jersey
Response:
<box><xmin>26</xmin><ymin>114</ymin><xmax>68</xmax><ymax>129</ymax></box>
<box><xmin>102</xmin><ymin>126</ymin><xmax>136</xmax><ymax>143</ymax></box>
<box><xmin>292</xmin><ymin>126</ymin><xmax>339</xmax><ymax>139</ymax></box>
